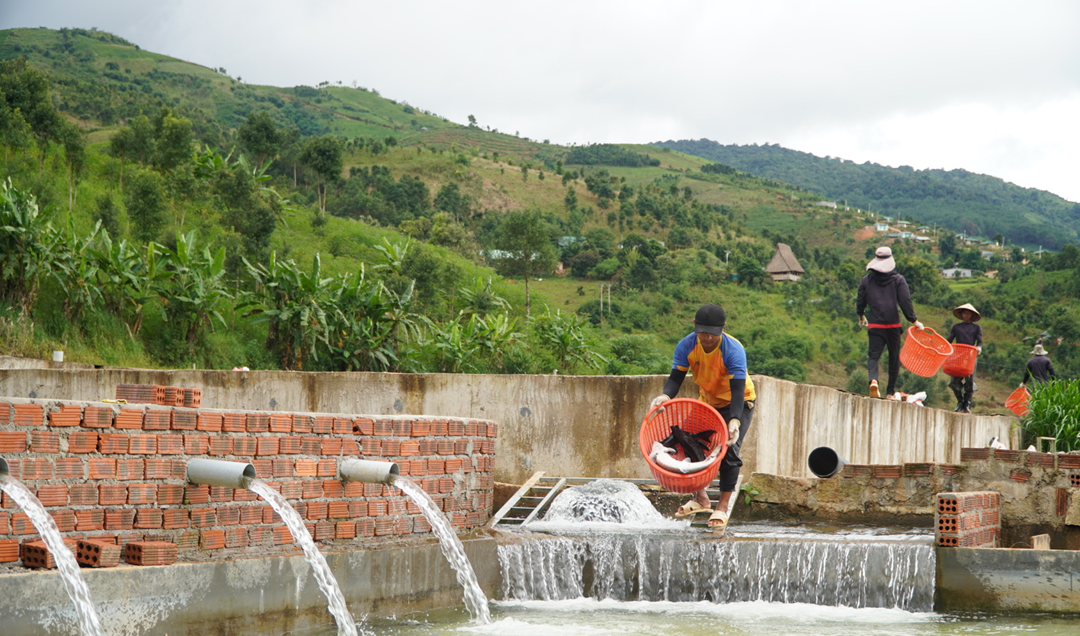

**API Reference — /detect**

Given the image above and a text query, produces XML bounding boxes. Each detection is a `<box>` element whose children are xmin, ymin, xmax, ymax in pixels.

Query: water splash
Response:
<box><xmin>391</xmin><ymin>475</ymin><xmax>491</xmax><ymax>623</ymax></box>
<box><xmin>499</xmin><ymin>531</ymin><xmax>934</xmax><ymax>612</ymax></box>
<box><xmin>0</xmin><ymin>475</ymin><xmax>105</xmax><ymax>636</ymax></box>
<box><xmin>247</xmin><ymin>479</ymin><xmax>360</xmax><ymax>636</ymax></box>
<box><xmin>525</xmin><ymin>479</ymin><xmax>689</xmax><ymax>533</ymax></box>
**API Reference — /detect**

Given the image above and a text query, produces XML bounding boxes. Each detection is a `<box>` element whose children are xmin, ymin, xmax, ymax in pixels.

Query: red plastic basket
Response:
<box><xmin>638</xmin><ymin>398</ymin><xmax>727</xmax><ymax>493</ymax></box>
<box><xmin>942</xmin><ymin>343</ymin><xmax>978</xmax><ymax>378</ymax></box>
<box><xmin>899</xmin><ymin>326</ymin><xmax>953</xmax><ymax>377</ymax></box>
<box><xmin>1005</xmin><ymin>386</ymin><xmax>1029</xmax><ymax>417</ymax></box>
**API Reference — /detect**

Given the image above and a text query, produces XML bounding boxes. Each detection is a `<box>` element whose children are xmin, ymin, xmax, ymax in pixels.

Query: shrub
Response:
<box><xmin>1021</xmin><ymin>379</ymin><xmax>1080</xmax><ymax>451</ymax></box>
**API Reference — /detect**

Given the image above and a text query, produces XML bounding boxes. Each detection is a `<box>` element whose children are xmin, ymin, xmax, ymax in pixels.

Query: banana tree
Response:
<box><xmin>88</xmin><ymin>231</ymin><xmax>169</xmax><ymax>337</ymax></box>
<box><xmin>160</xmin><ymin>231</ymin><xmax>231</xmax><ymax>345</ymax></box>
<box><xmin>49</xmin><ymin>219</ymin><xmax>103</xmax><ymax>323</ymax></box>
<box><xmin>531</xmin><ymin>308</ymin><xmax>607</xmax><ymax>373</ymax></box>
<box><xmin>327</xmin><ymin>265</ymin><xmax>422</xmax><ymax>372</ymax></box>
<box><xmin>0</xmin><ymin>179</ymin><xmax>60</xmax><ymax>314</ymax></box>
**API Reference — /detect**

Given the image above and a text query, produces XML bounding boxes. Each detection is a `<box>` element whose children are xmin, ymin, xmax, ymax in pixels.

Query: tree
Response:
<box><xmin>59</xmin><ymin>123</ymin><xmax>86</xmax><ymax>210</ymax></box>
<box><xmin>237</xmin><ymin>111</ymin><xmax>282</xmax><ymax>167</ymax></box>
<box><xmin>299</xmin><ymin>135</ymin><xmax>343</xmax><ymax>212</ymax></box>
<box><xmin>492</xmin><ymin>210</ymin><xmax>557</xmax><ymax>317</ymax></box>
<box><xmin>467</xmin><ymin>114</ymin><xmax>477</xmax><ymax>128</ymax></box>
<box><xmin>434</xmin><ymin>182</ymin><xmax>470</xmax><ymax>220</ymax></box>
<box><xmin>152</xmin><ymin>108</ymin><xmax>193</xmax><ymax>172</ymax></box>
<box><xmin>0</xmin><ymin>58</ymin><xmax>65</xmax><ymax>157</ymax></box>
<box><xmin>125</xmin><ymin>169</ymin><xmax>168</xmax><ymax>242</ymax></box>
<box><xmin>107</xmin><ymin>115</ymin><xmax>155</xmax><ymax>188</ymax></box>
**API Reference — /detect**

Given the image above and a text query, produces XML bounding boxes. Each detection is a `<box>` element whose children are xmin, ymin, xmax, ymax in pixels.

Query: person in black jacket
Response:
<box><xmin>946</xmin><ymin>303</ymin><xmax>983</xmax><ymax>413</ymax></box>
<box><xmin>1022</xmin><ymin>343</ymin><xmax>1056</xmax><ymax>386</ymax></box>
<box><xmin>856</xmin><ymin>247</ymin><xmax>922</xmax><ymax>399</ymax></box>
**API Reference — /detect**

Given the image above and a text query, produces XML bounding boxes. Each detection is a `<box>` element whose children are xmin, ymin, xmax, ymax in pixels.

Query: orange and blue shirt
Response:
<box><xmin>672</xmin><ymin>332</ymin><xmax>756</xmax><ymax>408</ymax></box>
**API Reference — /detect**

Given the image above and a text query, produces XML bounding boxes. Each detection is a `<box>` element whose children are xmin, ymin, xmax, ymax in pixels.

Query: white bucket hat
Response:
<box><xmin>866</xmin><ymin>246</ymin><xmax>896</xmax><ymax>273</ymax></box>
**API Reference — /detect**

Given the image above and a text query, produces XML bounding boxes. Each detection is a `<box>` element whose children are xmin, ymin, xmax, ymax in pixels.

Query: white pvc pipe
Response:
<box><xmin>338</xmin><ymin>459</ymin><xmax>399</xmax><ymax>484</ymax></box>
<box><xmin>187</xmin><ymin>458</ymin><xmax>256</xmax><ymax>488</ymax></box>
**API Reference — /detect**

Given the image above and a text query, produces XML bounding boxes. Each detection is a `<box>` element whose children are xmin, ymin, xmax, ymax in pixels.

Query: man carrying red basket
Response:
<box><xmin>946</xmin><ymin>303</ymin><xmax>983</xmax><ymax>413</ymax></box>
<box><xmin>649</xmin><ymin>303</ymin><xmax>755</xmax><ymax>534</ymax></box>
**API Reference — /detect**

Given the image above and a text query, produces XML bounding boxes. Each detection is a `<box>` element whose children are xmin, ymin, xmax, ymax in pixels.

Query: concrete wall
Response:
<box><xmin>936</xmin><ymin>547</ymin><xmax>1080</xmax><ymax>612</ymax></box>
<box><xmin>0</xmin><ymin>537</ymin><xmax>499</xmax><ymax>636</ymax></box>
<box><xmin>0</xmin><ymin>368</ymin><xmax>1016</xmax><ymax>484</ymax></box>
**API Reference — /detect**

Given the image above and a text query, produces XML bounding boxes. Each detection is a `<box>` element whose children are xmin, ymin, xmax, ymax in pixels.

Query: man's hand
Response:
<box><xmin>976</xmin><ymin>345</ymin><xmax>983</xmax><ymax>354</ymax></box>
<box><xmin>859</xmin><ymin>315</ymin><xmax>868</xmax><ymax>328</ymax></box>
<box><xmin>914</xmin><ymin>320</ymin><xmax>924</xmax><ymax>330</ymax></box>
<box><xmin>649</xmin><ymin>395</ymin><xmax>670</xmax><ymax>411</ymax></box>
<box><xmin>727</xmin><ymin>418</ymin><xmax>741</xmax><ymax>447</ymax></box>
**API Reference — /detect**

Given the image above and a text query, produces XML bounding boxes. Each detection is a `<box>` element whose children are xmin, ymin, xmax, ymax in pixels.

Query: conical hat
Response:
<box><xmin>952</xmin><ymin>303</ymin><xmax>981</xmax><ymax>322</ymax></box>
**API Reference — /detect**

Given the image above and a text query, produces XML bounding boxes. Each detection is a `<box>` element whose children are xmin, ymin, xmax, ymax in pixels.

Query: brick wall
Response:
<box><xmin>936</xmin><ymin>491</ymin><xmax>1001</xmax><ymax>547</ymax></box>
<box><xmin>0</xmin><ymin>399</ymin><xmax>496</xmax><ymax>565</ymax></box>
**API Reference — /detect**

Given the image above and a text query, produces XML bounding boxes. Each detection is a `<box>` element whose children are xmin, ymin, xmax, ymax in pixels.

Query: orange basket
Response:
<box><xmin>638</xmin><ymin>398</ymin><xmax>727</xmax><ymax>493</ymax></box>
<box><xmin>1005</xmin><ymin>386</ymin><xmax>1029</xmax><ymax>417</ymax></box>
<box><xmin>942</xmin><ymin>343</ymin><xmax>979</xmax><ymax>378</ymax></box>
<box><xmin>899</xmin><ymin>326</ymin><xmax>953</xmax><ymax>377</ymax></box>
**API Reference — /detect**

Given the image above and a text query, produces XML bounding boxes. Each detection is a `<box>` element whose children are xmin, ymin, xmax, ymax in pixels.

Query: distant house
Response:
<box><xmin>913</xmin><ymin>235</ymin><xmax>932</xmax><ymax>243</ymax></box>
<box><xmin>895</xmin><ymin>220</ymin><xmax>911</xmax><ymax>228</ymax></box>
<box><xmin>941</xmin><ymin>268</ymin><xmax>973</xmax><ymax>279</ymax></box>
<box><xmin>765</xmin><ymin>243</ymin><xmax>805</xmax><ymax>282</ymax></box>
<box><xmin>899</xmin><ymin>231</ymin><xmax>914</xmax><ymax>239</ymax></box>
<box><xmin>874</xmin><ymin>222</ymin><xmax>890</xmax><ymax>232</ymax></box>
<box><xmin>980</xmin><ymin>250</ymin><xmax>995</xmax><ymax>261</ymax></box>
<box><xmin>815</xmin><ymin>201</ymin><xmax>837</xmax><ymax>209</ymax></box>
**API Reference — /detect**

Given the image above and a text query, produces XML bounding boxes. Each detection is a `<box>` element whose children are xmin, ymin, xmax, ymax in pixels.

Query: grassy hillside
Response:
<box><xmin>1</xmin><ymin>27</ymin><xmax>1077</xmax><ymax>417</ymax></box>
<box><xmin>653</xmin><ymin>139</ymin><xmax>1080</xmax><ymax>251</ymax></box>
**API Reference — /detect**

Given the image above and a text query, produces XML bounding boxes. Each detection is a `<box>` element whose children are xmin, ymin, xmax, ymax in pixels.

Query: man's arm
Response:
<box><xmin>662</xmin><ymin>368</ymin><xmax>687</xmax><ymax>399</ymax></box>
<box><xmin>897</xmin><ymin>277</ymin><xmax>918</xmax><ymax>323</ymax></box>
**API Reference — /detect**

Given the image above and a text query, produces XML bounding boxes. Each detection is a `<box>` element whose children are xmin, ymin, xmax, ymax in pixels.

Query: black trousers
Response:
<box><xmin>949</xmin><ymin>361</ymin><xmax>976</xmax><ymax>404</ymax></box>
<box><xmin>867</xmin><ymin>327</ymin><xmax>902</xmax><ymax>396</ymax></box>
<box><xmin>716</xmin><ymin>402</ymin><xmax>754</xmax><ymax>492</ymax></box>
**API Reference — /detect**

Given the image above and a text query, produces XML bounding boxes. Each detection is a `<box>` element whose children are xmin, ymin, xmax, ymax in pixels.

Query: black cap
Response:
<box><xmin>694</xmin><ymin>304</ymin><xmax>726</xmax><ymax>335</ymax></box>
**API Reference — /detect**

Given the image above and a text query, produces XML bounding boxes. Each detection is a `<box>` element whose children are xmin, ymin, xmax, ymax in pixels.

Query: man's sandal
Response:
<box><xmin>708</xmin><ymin>509</ymin><xmax>730</xmax><ymax>535</ymax></box>
<box><xmin>674</xmin><ymin>500</ymin><xmax>712</xmax><ymax>517</ymax></box>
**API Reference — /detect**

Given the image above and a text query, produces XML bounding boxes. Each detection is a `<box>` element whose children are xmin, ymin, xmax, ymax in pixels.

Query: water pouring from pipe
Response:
<box><xmin>0</xmin><ymin>457</ymin><xmax>106</xmax><ymax>636</ymax></box>
<box><xmin>339</xmin><ymin>459</ymin><xmax>491</xmax><ymax>624</ymax></box>
<box><xmin>187</xmin><ymin>459</ymin><xmax>361</xmax><ymax>636</ymax></box>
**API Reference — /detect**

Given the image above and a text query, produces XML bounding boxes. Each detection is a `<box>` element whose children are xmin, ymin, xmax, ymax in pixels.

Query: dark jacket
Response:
<box><xmin>1024</xmin><ymin>356</ymin><xmax>1055</xmax><ymax>384</ymax></box>
<box><xmin>856</xmin><ymin>270</ymin><xmax>917</xmax><ymax>328</ymax></box>
<box><xmin>947</xmin><ymin>322</ymin><xmax>983</xmax><ymax>347</ymax></box>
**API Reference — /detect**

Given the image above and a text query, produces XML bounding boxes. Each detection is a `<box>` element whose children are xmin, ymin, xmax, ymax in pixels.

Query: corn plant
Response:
<box><xmin>1021</xmin><ymin>379</ymin><xmax>1080</xmax><ymax>451</ymax></box>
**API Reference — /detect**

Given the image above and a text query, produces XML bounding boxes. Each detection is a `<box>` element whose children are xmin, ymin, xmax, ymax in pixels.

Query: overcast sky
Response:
<box><xmin>4</xmin><ymin>1</ymin><xmax>1080</xmax><ymax>202</ymax></box>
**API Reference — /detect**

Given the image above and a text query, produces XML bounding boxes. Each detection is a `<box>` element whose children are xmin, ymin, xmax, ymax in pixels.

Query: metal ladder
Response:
<box><xmin>489</xmin><ymin>472</ymin><xmax>738</xmax><ymax>529</ymax></box>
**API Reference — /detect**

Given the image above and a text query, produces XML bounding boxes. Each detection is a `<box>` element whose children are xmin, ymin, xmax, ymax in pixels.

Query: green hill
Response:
<box><xmin>1</xmin><ymin>27</ymin><xmax>1077</xmax><ymax>416</ymax></box>
<box><xmin>652</xmin><ymin>139</ymin><xmax>1080</xmax><ymax>251</ymax></box>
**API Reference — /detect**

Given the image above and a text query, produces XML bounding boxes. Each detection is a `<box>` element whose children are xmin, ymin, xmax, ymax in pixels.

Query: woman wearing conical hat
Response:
<box><xmin>946</xmin><ymin>303</ymin><xmax>982</xmax><ymax>413</ymax></box>
<box><xmin>1022</xmin><ymin>343</ymin><xmax>1055</xmax><ymax>386</ymax></box>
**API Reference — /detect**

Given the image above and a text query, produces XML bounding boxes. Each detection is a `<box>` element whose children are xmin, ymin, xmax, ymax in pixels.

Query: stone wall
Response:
<box><xmin>0</xmin><ymin>367</ymin><xmax>1016</xmax><ymax>484</ymax></box>
<box><xmin>0</xmin><ymin>397</ymin><xmax>495</xmax><ymax>566</ymax></box>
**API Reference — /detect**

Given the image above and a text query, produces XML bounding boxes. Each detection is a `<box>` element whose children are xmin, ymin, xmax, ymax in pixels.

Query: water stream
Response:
<box><xmin>247</xmin><ymin>479</ymin><xmax>360</xmax><ymax>636</ymax></box>
<box><xmin>391</xmin><ymin>475</ymin><xmax>492</xmax><ymax>623</ymax></box>
<box><xmin>0</xmin><ymin>474</ymin><xmax>106</xmax><ymax>636</ymax></box>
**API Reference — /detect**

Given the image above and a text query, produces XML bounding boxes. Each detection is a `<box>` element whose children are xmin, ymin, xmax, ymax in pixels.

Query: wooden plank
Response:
<box><xmin>488</xmin><ymin>471</ymin><xmax>546</xmax><ymax>528</ymax></box>
<box><xmin>521</xmin><ymin>477</ymin><xmax>568</xmax><ymax>525</ymax></box>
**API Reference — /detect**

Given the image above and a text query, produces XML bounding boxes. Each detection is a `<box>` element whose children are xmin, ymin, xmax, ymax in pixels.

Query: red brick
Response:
<box><xmin>427</xmin><ymin>459</ymin><xmax>445</xmax><ymax>475</ymax></box>
<box><xmin>13</xmin><ymin>403</ymin><xmax>44</xmax><ymax>426</ymax></box>
<box><xmin>157</xmin><ymin>434</ymin><xmax>183</xmax><ymax>455</ymax></box>
<box><xmin>431</xmin><ymin>420</ymin><xmax>449</xmax><ymax>436</ymax></box>
<box><xmin>272</xmin><ymin>525</ymin><xmax>292</xmax><ymax>545</ymax></box>
<box><xmin>157</xmin><ymin>484</ymin><xmax>184</xmax><ymax>505</ymax></box>
<box><xmin>252</xmin><ymin>459</ymin><xmax>273</xmax><ymax>478</ymax></box>
<box><xmin>48</xmin><ymin>404</ymin><xmax>82</xmax><ymax>427</ymax></box>
<box><xmin>208</xmin><ymin>436</ymin><xmax>232</xmax><ymax>455</ymax></box>
<box><xmin>266</xmin><ymin>413</ymin><xmax>292</xmax><ymax>433</ymax></box>
<box><xmin>69</xmin><ymin>484</ymin><xmax>98</xmax><ymax>505</ymax></box>
<box><xmin>374</xmin><ymin>518</ymin><xmax>394</xmax><ymax>535</ymax></box>
<box><xmin>246</xmin><ymin>413</ymin><xmax>270</xmax><ymax>433</ymax></box>
<box><xmin>348</xmin><ymin>500</ymin><xmax>368</xmax><ymax>517</ymax></box>
<box><xmin>49</xmin><ymin>458</ymin><xmax>82</xmax><ymax>482</ymax></box>
<box><xmin>328</xmin><ymin>501</ymin><xmax>350</xmax><ymax>519</ymax></box>
<box><xmin>388</xmin><ymin>499</ymin><xmax>408</xmax><ymax>515</ymax></box>
<box><xmin>233</xmin><ymin>487</ymin><xmax>258</xmax><ymax>502</ymax></box>
<box><xmin>315</xmin><ymin>521</ymin><xmax>335</xmax><ymax>540</ymax></box>
<box><xmin>125</xmin><ymin>541</ymin><xmax>178</xmax><ymax>565</ymax></box>
<box><xmin>144</xmin><ymin>459</ymin><xmax>172</xmax><ymax>479</ymax></box>
<box><xmin>180</xmin><ymin>434</ymin><xmax>208</xmax><ymax>455</ymax></box>
<box><xmin>290</xmin><ymin>459</ymin><xmax>317</xmax><ymax>478</ymax></box>
<box><xmin>218</xmin><ymin>506</ymin><xmax>241</xmax><ymax>525</ymax></box>
<box><xmin>280</xmin><ymin>481</ymin><xmax>303</xmax><ymax>499</ymax></box>
<box><xmin>357</xmin><ymin>518</ymin><xmax>375</xmax><ymax>537</ymax></box>
<box><xmin>0</xmin><ymin>431</ymin><xmax>27</xmax><ymax>453</ymax></box>
<box><xmin>169</xmin><ymin>409</ymin><xmax>196</xmax><ymax>431</ymax></box>
<box><xmin>240</xmin><ymin>506</ymin><xmax>263</xmax><ymax>525</ymax></box>
<box><xmin>367</xmin><ymin>500</ymin><xmax>387</xmax><ymax>516</ymax></box>
<box><xmin>143</xmin><ymin>410</ymin><xmax>171</xmax><ymax>431</ymax></box>
<box><xmin>191</xmin><ymin>508</ymin><xmax>217</xmax><ymax>527</ymax></box>
<box><xmin>21</xmin><ymin>539</ymin><xmax>77</xmax><ymax>568</ymax></box>
<box><xmin>363</xmin><ymin>482</ymin><xmax>383</xmax><ymax>497</ymax></box>
<box><xmin>336</xmin><ymin>521</ymin><xmax>357</xmax><ymax>539</ymax></box>
<box><xmin>185</xmin><ymin>485</ymin><xmax>211</xmax><ymax>505</ymax></box>
<box><xmin>11</xmin><ymin>512</ymin><xmax>34</xmax><ymax>534</ymax></box>
<box><xmin>413</xmin><ymin>516</ymin><xmax>432</xmax><ymax>533</ymax></box>
<box><xmin>361</xmin><ymin>438</ymin><xmax>382</xmax><ymax>455</ymax></box>
<box><xmin>116</xmin><ymin>459</ymin><xmax>145</xmax><ymax>480</ymax></box>
<box><xmin>463</xmin><ymin>421</ymin><xmax>477</xmax><ymax>436</ymax></box>
<box><xmin>995</xmin><ymin>449</ymin><xmax>1022</xmax><ymax>463</ymax></box>
<box><xmin>225</xmin><ymin>527</ymin><xmax>248</xmax><ymax>548</ymax></box>
<box><xmin>272</xmin><ymin>458</ymin><xmax>294</xmax><ymax>477</ymax></box>
<box><xmin>0</xmin><ymin>402</ymin><xmax>10</xmax><ymax>425</ymax></box>
<box><xmin>76</xmin><ymin>540</ymin><xmax>121</xmax><ymax>568</ymax></box>
<box><xmin>126</xmin><ymin>435</ymin><xmax>155</xmax><ymax>454</ymax></box>
<box><xmin>36</xmin><ymin>484</ymin><xmax>68</xmax><ymax>507</ymax></box>
<box><xmin>291</xmin><ymin>415</ymin><xmax>313</xmax><ymax>434</ymax></box>
<box><xmin>128</xmin><ymin>484</ymin><xmax>156</xmax><ymax>504</ymax></box>
<box><xmin>312</xmin><ymin>416</ymin><xmax>333</xmax><ymax>435</ymax></box>
<box><xmin>302</xmin><ymin>481</ymin><xmax>324</xmax><ymax>499</ymax></box>
<box><xmin>222</xmin><ymin>413</ymin><xmax>246</xmax><ymax>433</ymax></box>
<box><xmin>390</xmin><ymin>419</ymin><xmax>409</xmax><ymax>437</ymax></box>
<box><xmin>134</xmin><ymin>509</ymin><xmax>163</xmax><ymax>530</ymax></box>
<box><xmin>67</xmin><ymin>431</ymin><xmax>99</xmax><ymax>453</ymax></box>
<box><xmin>80</xmin><ymin>406</ymin><xmax>113</xmax><ymax>429</ymax></box>
<box><xmin>315</xmin><ymin>459</ymin><xmax>335</xmax><ymax>477</ymax></box>
<box><xmin>418</xmin><ymin>440</ymin><xmax>437</xmax><ymax>455</ymax></box>
<box><xmin>256</xmin><ymin>437</ymin><xmax>280</xmax><ymax>456</ymax></box>
<box><xmin>339</xmin><ymin>439</ymin><xmax>359</xmax><ymax>456</ymax></box>
<box><xmin>343</xmin><ymin>482</ymin><xmax>364</xmax><ymax>498</ymax></box>
<box><xmin>277</xmin><ymin>436</ymin><xmax>301</xmax><ymax>454</ymax></box>
<box><xmin>20</xmin><ymin>458</ymin><xmax>53</xmax><ymax>480</ymax></box>
<box><xmin>104</xmin><ymin>509</ymin><xmax>135</xmax><ymax>530</ymax></box>
<box><xmin>399</xmin><ymin>440</ymin><xmax>420</xmax><ymax>456</ymax></box>
<box><xmin>176</xmin><ymin>531</ymin><xmax>199</xmax><ymax>550</ymax></box>
<box><xmin>88</xmin><ymin>458</ymin><xmax>116</xmax><ymax>479</ymax></box>
<box><xmin>408</xmin><ymin>460</ymin><xmax>427</xmax><ymax>476</ymax></box>
<box><xmin>28</xmin><ymin>430</ymin><xmax>59</xmax><ymax>453</ymax></box>
<box><xmin>299</xmin><ymin>437</ymin><xmax>320</xmax><ymax>454</ymax></box>
<box><xmin>210</xmin><ymin>486</ymin><xmax>233</xmax><ymax>502</ymax></box>
<box><xmin>232</xmin><ymin>437</ymin><xmax>257</xmax><ymax>456</ymax></box>
<box><xmin>196</xmin><ymin>412</ymin><xmax>223</xmax><ymax>432</ymax></box>
<box><xmin>322</xmin><ymin>481</ymin><xmax>343</xmax><ymax>498</ymax></box>
<box><xmin>75</xmin><ymin>509</ymin><xmax>104</xmax><ymax>532</ymax></box>
<box><xmin>444</xmin><ymin>459</ymin><xmax>462</xmax><ymax>473</ymax></box>
<box><xmin>872</xmin><ymin>465</ymin><xmax>902</xmax><ymax>479</ymax></box>
<box><xmin>353</xmin><ymin>418</ymin><xmax>374</xmax><ymax>435</ymax></box>
<box><xmin>330</xmin><ymin>417</ymin><xmax>350</xmax><ymax>434</ymax></box>
<box><xmin>114</xmin><ymin>408</ymin><xmax>144</xmax><ymax>429</ymax></box>
<box><xmin>306</xmin><ymin>501</ymin><xmax>328</xmax><ymax>520</ymax></box>
<box><xmin>321</xmin><ymin>438</ymin><xmax>343</xmax><ymax>455</ymax></box>
<box><xmin>410</xmin><ymin>420</ymin><xmax>430</xmax><ymax>436</ymax></box>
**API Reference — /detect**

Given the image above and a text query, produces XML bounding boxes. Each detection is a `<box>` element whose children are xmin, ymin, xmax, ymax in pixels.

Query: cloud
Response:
<box><xmin>3</xmin><ymin>0</ymin><xmax>1079</xmax><ymax>200</ymax></box>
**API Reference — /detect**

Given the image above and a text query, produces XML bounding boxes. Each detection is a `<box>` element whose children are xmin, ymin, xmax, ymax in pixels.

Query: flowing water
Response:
<box><xmin>0</xmin><ymin>474</ymin><xmax>106</xmax><ymax>636</ymax></box>
<box><xmin>247</xmin><ymin>479</ymin><xmax>360</xmax><ymax>636</ymax></box>
<box><xmin>390</xmin><ymin>475</ymin><xmax>492</xmax><ymax>623</ymax></box>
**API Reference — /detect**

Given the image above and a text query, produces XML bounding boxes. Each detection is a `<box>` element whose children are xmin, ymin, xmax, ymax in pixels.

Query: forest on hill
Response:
<box><xmin>1</xmin><ymin>27</ymin><xmax>1079</xmax><ymax>416</ymax></box>
<box><xmin>653</xmin><ymin>139</ymin><xmax>1080</xmax><ymax>251</ymax></box>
